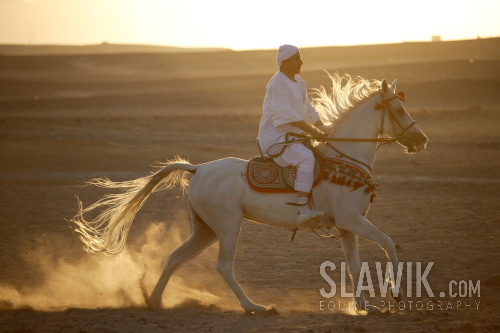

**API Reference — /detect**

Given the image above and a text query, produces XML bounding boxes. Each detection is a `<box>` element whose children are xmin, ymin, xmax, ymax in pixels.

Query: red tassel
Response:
<box><xmin>331</xmin><ymin>174</ymin><xmax>337</xmax><ymax>183</ymax></box>
<box><xmin>353</xmin><ymin>181</ymin><xmax>363</xmax><ymax>190</ymax></box>
<box><xmin>345</xmin><ymin>179</ymin><xmax>352</xmax><ymax>187</ymax></box>
<box><xmin>337</xmin><ymin>176</ymin><xmax>346</xmax><ymax>186</ymax></box>
<box><xmin>370</xmin><ymin>193</ymin><xmax>376</xmax><ymax>203</ymax></box>
<box><xmin>364</xmin><ymin>186</ymin><xmax>371</xmax><ymax>194</ymax></box>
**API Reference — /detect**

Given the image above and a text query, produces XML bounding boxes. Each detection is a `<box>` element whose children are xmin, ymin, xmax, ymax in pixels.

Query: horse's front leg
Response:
<box><xmin>339</xmin><ymin>214</ymin><xmax>403</xmax><ymax>306</ymax></box>
<box><xmin>340</xmin><ymin>231</ymin><xmax>381</xmax><ymax>313</ymax></box>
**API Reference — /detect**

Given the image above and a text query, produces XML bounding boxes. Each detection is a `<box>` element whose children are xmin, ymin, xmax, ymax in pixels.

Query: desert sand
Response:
<box><xmin>0</xmin><ymin>38</ymin><xmax>499</xmax><ymax>332</ymax></box>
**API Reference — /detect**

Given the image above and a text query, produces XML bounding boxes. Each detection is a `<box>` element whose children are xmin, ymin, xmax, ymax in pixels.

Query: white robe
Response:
<box><xmin>258</xmin><ymin>72</ymin><xmax>320</xmax><ymax>163</ymax></box>
<box><xmin>258</xmin><ymin>72</ymin><xmax>321</xmax><ymax>192</ymax></box>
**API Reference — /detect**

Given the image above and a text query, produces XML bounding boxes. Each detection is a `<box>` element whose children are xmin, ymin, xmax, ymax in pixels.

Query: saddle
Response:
<box><xmin>246</xmin><ymin>152</ymin><xmax>325</xmax><ymax>193</ymax></box>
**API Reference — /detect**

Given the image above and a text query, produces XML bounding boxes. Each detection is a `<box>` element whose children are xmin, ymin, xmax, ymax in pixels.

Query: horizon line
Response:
<box><xmin>1</xmin><ymin>36</ymin><xmax>499</xmax><ymax>52</ymax></box>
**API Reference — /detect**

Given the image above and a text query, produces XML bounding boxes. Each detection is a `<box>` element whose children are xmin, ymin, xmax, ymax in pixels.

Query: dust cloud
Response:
<box><xmin>0</xmin><ymin>219</ymin><xmax>223</xmax><ymax>311</ymax></box>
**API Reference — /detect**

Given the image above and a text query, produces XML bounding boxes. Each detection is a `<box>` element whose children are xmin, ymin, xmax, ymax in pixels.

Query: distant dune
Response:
<box><xmin>0</xmin><ymin>37</ymin><xmax>499</xmax><ymax>114</ymax></box>
<box><xmin>0</xmin><ymin>38</ymin><xmax>499</xmax><ymax>79</ymax></box>
<box><xmin>0</xmin><ymin>43</ymin><xmax>230</xmax><ymax>56</ymax></box>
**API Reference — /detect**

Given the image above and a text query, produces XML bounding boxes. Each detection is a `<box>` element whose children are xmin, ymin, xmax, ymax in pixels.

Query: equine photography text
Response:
<box><xmin>319</xmin><ymin>261</ymin><xmax>481</xmax><ymax>300</ymax></box>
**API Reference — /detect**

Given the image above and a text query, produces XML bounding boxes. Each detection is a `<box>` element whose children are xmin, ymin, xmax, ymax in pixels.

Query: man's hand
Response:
<box><xmin>290</xmin><ymin>120</ymin><xmax>329</xmax><ymax>142</ymax></box>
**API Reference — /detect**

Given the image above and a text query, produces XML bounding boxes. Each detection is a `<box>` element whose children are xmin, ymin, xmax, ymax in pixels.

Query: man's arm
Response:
<box><xmin>290</xmin><ymin>120</ymin><xmax>328</xmax><ymax>142</ymax></box>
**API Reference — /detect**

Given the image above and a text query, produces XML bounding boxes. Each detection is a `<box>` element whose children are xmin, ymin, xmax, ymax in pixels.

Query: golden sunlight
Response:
<box><xmin>0</xmin><ymin>0</ymin><xmax>499</xmax><ymax>49</ymax></box>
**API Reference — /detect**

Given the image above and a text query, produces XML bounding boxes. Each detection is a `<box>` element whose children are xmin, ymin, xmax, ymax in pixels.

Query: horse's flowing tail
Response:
<box><xmin>70</xmin><ymin>157</ymin><xmax>197</xmax><ymax>254</ymax></box>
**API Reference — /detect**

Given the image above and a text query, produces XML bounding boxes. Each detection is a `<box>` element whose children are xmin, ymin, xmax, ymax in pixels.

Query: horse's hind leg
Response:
<box><xmin>148</xmin><ymin>202</ymin><xmax>217</xmax><ymax>309</ymax></box>
<box><xmin>215</xmin><ymin>219</ymin><xmax>268</xmax><ymax>313</ymax></box>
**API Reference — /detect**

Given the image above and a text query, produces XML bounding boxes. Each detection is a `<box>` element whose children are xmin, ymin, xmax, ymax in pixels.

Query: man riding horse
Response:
<box><xmin>258</xmin><ymin>44</ymin><xmax>329</xmax><ymax>225</ymax></box>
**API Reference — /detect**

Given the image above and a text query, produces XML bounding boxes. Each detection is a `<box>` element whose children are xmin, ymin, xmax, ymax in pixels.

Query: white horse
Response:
<box><xmin>71</xmin><ymin>73</ymin><xmax>428</xmax><ymax>313</ymax></box>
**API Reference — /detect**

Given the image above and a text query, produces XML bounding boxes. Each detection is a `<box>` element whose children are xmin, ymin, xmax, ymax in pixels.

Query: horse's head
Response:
<box><xmin>377</xmin><ymin>79</ymin><xmax>428</xmax><ymax>153</ymax></box>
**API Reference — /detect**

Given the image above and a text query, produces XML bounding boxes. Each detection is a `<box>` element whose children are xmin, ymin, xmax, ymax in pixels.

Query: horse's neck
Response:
<box><xmin>322</xmin><ymin>95</ymin><xmax>380</xmax><ymax>171</ymax></box>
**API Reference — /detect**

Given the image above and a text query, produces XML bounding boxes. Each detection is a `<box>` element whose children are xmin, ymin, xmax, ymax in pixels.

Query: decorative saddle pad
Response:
<box><xmin>246</xmin><ymin>155</ymin><xmax>324</xmax><ymax>193</ymax></box>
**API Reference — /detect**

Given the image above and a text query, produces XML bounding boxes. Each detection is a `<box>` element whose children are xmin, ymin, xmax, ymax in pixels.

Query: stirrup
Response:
<box><xmin>296</xmin><ymin>211</ymin><xmax>324</xmax><ymax>229</ymax></box>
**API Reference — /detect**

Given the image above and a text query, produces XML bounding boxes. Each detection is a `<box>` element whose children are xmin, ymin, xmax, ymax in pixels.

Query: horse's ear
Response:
<box><xmin>390</xmin><ymin>79</ymin><xmax>398</xmax><ymax>92</ymax></box>
<box><xmin>381</xmin><ymin>79</ymin><xmax>389</xmax><ymax>94</ymax></box>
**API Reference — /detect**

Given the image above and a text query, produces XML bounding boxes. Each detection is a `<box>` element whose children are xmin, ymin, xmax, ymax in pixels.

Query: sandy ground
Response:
<box><xmin>0</xmin><ymin>39</ymin><xmax>499</xmax><ymax>332</ymax></box>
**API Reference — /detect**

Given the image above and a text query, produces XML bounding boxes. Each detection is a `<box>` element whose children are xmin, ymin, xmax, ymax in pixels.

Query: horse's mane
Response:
<box><xmin>312</xmin><ymin>72</ymin><xmax>381</xmax><ymax>128</ymax></box>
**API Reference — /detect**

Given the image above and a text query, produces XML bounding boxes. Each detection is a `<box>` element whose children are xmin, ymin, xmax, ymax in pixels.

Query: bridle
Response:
<box><xmin>322</xmin><ymin>89</ymin><xmax>415</xmax><ymax>173</ymax></box>
<box><xmin>374</xmin><ymin>90</ymin><xmax>416</xmax><ymax>143</ymax></box>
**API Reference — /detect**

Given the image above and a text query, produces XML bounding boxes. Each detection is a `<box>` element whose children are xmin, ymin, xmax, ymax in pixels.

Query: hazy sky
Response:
<box><xmin>1</xmin><ymin>0</ymin><xmax>499</xmax><ymax>50</ymax></box>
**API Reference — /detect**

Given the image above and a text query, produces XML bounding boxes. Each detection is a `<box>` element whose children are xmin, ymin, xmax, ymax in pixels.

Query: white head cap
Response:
<box><xmin>276</xmin><ymin>44</ymin><xmax>300</xmax><ymax>67</ymax></box>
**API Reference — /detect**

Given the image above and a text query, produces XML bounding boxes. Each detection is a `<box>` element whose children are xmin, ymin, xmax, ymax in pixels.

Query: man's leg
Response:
<box><xmin>294</xmin><ymin>150</ymin><xmax>322</xmax><ymax>222</ymax></box>
<box><xmin>295</xmin><ymin>157</ymin><xmax>314</xmax><ymax>216</ymax></box>
<box><xmin>277</xmin><ymin>144</ymin><xmax>321</xmax><ymax>224</ymax></box>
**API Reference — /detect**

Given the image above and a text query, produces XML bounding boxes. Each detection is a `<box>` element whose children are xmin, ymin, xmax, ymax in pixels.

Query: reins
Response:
<box><xmin>323</xmin><ymin>141</ymin><xmax>374</xmax><ymax>173</ymax></box>
<box><xmin>321</xmin><ymin>89</ymin><xmax>414</xmax><ymax>173</ymax></box>
<box><xmin>266</xmin><ymin>132</ymin><xmax>313</xmax><ymax>159</ymax></box>
<box><xmin>267</xmin><ymin>89</ymin><xmax>411</xmax><ymax>175</ymax></box>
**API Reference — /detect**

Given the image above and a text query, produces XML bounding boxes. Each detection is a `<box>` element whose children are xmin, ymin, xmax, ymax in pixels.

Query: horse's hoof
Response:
<box><xmin>265</xmin><ymin>306</ymin><xmax>279</xmax><ymax>315</ymax></box>
<box><xmin>359</xmin><ymin>304</ymin><xmax>382</xmax><ymax>315</ymax></box>
<box><xmin>245</xmin><ymin>304</ymin><xmax>277</xmax><ymax>315</ymax></box>
<box><xmin>146</xmin><ymin>297</ymin><xmax>162</xmax><ymax>310</ymax></box>
<box><xmin>389</xmin><ymin>287</ymin><xmax>404</xmax><ymax>303</ymax></box>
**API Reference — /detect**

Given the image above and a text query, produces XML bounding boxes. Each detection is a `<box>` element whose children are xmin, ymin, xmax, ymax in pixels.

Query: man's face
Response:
<box><xmin>282</xmin><ymin>52</ymin><xmax>303</xmax><ymax>75</ymax></box>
